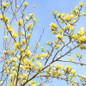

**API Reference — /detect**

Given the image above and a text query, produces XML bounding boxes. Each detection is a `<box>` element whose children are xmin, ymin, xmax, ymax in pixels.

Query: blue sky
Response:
<box><xmin>0</xmin><ymin>0</ymin><xmax>86</xmax><ymax>86</ymax></box>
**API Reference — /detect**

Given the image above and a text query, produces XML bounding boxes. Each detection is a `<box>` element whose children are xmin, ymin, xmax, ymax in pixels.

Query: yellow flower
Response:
<box><xmin>75</xmin><ymin>53</ymin><xmax>80</xmax><ymax>58</ymax></box>
<box><xmin>23</xmin><ymin>1</ymin><xmax>28</xmax><ymax>7</ymax></box>
<box><xmin>61</xmin><ymin>13</ymin><xmax>65</xmax><ymax>17</ymax></box>
<box><xmin>75</xmin><ymin>5</ymin><xmax>79</xmax><ymax>10</ymax></box>
<box><xmin>0</xmin><ymin>14</ymin><xmax>4</xmax><ymax>20</ymax></box>
<box><xmin>33</xmin><ymin>5</ymin><xmax>36</xmax><ymax>8</ymax></box>
<box><xmin>31</xmin><ymin>84</ymin><xmax>37</xmax><ymax>86</ymax></box>
<box><xmin>17</xmin><ymin>19</ymin><xmax>24</xmax><ymax>26</ymax></box>
<box><xmin>73</xmin><ymin>19</ymin><xmax>76</xmax><ymax>24</ymax></box>
<box><xmin>66</xmin><ymin>65</ymin><xmax>70</xmax><ymax>69</ymax></box>
<box><xmin>28</xmin><ymin>81</ymin><xmax>35</xmax><ymax>85</ymax></box>
<box><xmin>11</xmin><ymin>57</ymin><xmax>17</xmax><ymax>62</ymax></box>
<box><xmin>55</xmin><ymin>44</ymin><xmax>60</xmax><ymax>49</ymax></box>
<box><xmin>16</xmin><ymin>5</ymin><xmax>19</xmax><ymax>9</ymax></box>
<box><xmin>2</xmin><ymin>1</ymin><xmax>8</xmax><ymax>8</ymax></box>
<box><xmin>83</xmin><ymin>12</ymin><xmax>86</xmax><ymax>16</ymax></box>
<box><xmin>12</xmin><ymin>32</ymin><xmax>18</xmax><ymax>38</ymax></box>
<box><xmin>33</xmin><ymin>18</ymin><xmax>37</xmax><ymax>22</ymax></box>
<box><xmin>27</xmin><ymin>23</ymin><xmax>33</xmax><ymax>31</ymax></box>
<box><xmin>70</xmin><ymin>14</ymin><xmax>74</xmax><ymax>19</ymax></box>
<box><xmin>29</xmin><ymin>14</ymin><xmax>34</xmax><ymax>19</ymax></box>
<box><xmin>6</xmin><ymin>25</ymin><xmax>11</xmax><ymax>29</ymax></box>
<box><xmin>72</xmin><ymin>34</ymin><xmax>77</xmax><ymax>39</ymax></box>
<box><xmin>55</xmin><ymin>64</ymin><xmax>59</xmax><ymax>69</ymax></box>
<box><xmin>80</xmin><ymin>27</ymin><xmax>85</xmax><ymax>32</ymax></box>
<box><xmin>25</xmin><ymin>50</ymin><xmax>32</xmax><ymax>57</ymax></box>
<box><xmin>3</xmin><ymin>35</ymin><xmax>8</xmax><ymax>39</ymax></box>
<box><xmin>79</xmin><ymin>2</ymin><xmax>83</xmax><ymax>7</ymax></box>
<box><xmin>78</xmin><ymin>27</ymin><xmax>85</xmax><ymax>36</ymax></box>
<box><xmin>31</xmin><ymin>64</ymin><xmax>35</xmax><ymax>68</ymax></box>
<box><xmin>64</xmin><ymin>14</ymin><xmax>70</xmax><ymax>21</ymax></box>
<box><xmin>50</xmin><ymin>23</ymin><xmax>58</xmax><ymax>30</ymax></box>
<box><xmin>78</xmin><ymin>36</ymin><xmax>86</xmax><ymax>42</ymax></box>
<box><xmin>9</xmin><ymin>28</ymin><xmax>14</xmax><ymax>32</ymax></box>
<box><xmin>68</xmin><ymin>58</ymin><xmax>74</xmax><ymax>62</ymax></box>
<box><xmin>52</xmin><ymin>10</ymin><xmax>57</xmax><ymax>16</ymax></box>
<box><xmin>45</xmin><ymin>41</ymin><xmax>49</xmax><ymax>45</ymax></box>
<box><xmin>27</xmin><ymin>34</ymin><xmax>31</xmax><ymax>39</ymax></box>
<box><xmin>13</xmin><ymin>42</ymin><xmax>20</xmax><ymax>49</ymax></box>
<box><xmin>55</xmin><ymin>34</ymin><xmax>63</xmax><ymax>39</ymax></box>
<box><xmin>21</xmin><ymin>39</ymin><xmax>26</xmax><ymax>44</ymax></box>
<box><xmin>23</xmin><ymin>73</ymin><xmax>28</xmax><ymax>78</ymax></box>
<box><xmin>20</xmin><ymin>31</ymin><xmax>24</xmax><ymax>36</ymax></box>
<box><xmin>37</xmin><ymin>43</ymin><xmax>40</xmax><ymax>46</ymax></box>
<box><xmin>4</xmin><ymin>17</ymin><xmax>9</xmax><ymax>22</ymax></box>
<box><xmin>57</xmin><ymin>13</ymin><xmax>61</xmax><ymax>17</ymax></box>
<box><xmin>25</xmin><ymin>16</ymin><xmax>29</xmax><ymax>21</ymax></box>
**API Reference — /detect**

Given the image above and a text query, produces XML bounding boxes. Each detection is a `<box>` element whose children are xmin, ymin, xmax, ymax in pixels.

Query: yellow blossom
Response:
<box><xmin>27</xmin><ymin>34</ymin><xmax>32</xmax><ymax>39</ymax></box>
<box><xmin>61</xmin><ymin>13</ymin><xmax>65</xmax><ymax>17</ymax></box>
<box><xmin>70</xmin><ymin>14</ymin><xmax>74</xmax><ymax>19</ymax></box>
<box><xmin>50</xmin><ymin>23</ymin><xmax>58</xmax><ymax>30</ymax></box>
<box><xmin>29</xmin><ymin>14</ymin><xmax>34</xmax><ymax>19</ymax></box>
<box><xmin>45</xmin><ymin>41</ymin><xmax>49</xmax><ymax>45</ymax></box>
<box><xmin>21</xmin><ymin>39</ymin><xmax>26</xmax><ymax>44</ymax></box>
<box><xmin>0</xmin><ymin>14</ymin><xmax>4</xmax><ymax>20</ymax></box>
<box><xmin>17</xmin><ymin>19</ymin><xmax>24</xmax><ymax>26</ymax></box>
<box><xmin>33</xmin><ymin>5</ymin><xmax>36</xmax><ymax>8</ymax></box>
<box><xmin>28</xmin><ymin>81</ymin><xmax>35</xmax><ymax>85</ymax></box>
<box><xmin>55</xmin><ymin>34</ymin><xmax>63</xmax><ymax>39</ymax></box>
<box><xmin>75</xmin><ymin>53</ymin><xmax>80</xmax><ymax>58</ymax></box>
<box><xmin>66</xmin><ymin>65</ymin><xmax>70</xmax><ymax>69</ymax></box>
<box><xmin>33</xmin><ymin>18</ymin><xmax>37</xmax><ymax>22</ymax></box>
<box><xmin>9</xmin><ymin>28</ymin><xmax>14</xmax><ymax>32</ymax></box>
<box><xmin>55</xmin><ymin>44</ymin><xmax>60</xmax><ymax>49</ymax></box>
<box><xmin>80</xmin><ymin>27</ymin><xmax>85</xmax><ymax>32</ymax></box>
<box><xmin>11</xmin><ymin>57</ymin><xmax>17</xmax><ymax>62</ymax></box>
<box><xmin>4</xmin><ymin>17</ymin><xmax>9</xmax><ymax>22</ymax></box>
<box><xmin>13</xmin><ymin>42</ymin><xmax>20</xmax><ymax>49</ymax></box>
<box><xmin>12</xmin><ymin>32</ymin><xmax>18</xmax><ymax>38</ymax></box>
<box><xmin>79</xmin><ymin>2</ymin><xmax>83</xmax><ymax>7</ymax></box>
<box><xmin>72</xmin><ymin>34</ymin><xmax>77</xmax><ymax>39</ymax></box>
<box><xmin>83</xmin><ymin>12</ymin><xmax>86</xmax><ymax>16</ymax></box>
<box><xmin>6</xmin><ymin>25</ymin><xmax>11</xmax><ymax>29</ymax></box>
<box><xmin>64</xmin><ymin>14</ymin><xmax>70</xmax><ymax>21</ymax></box>
<box><xmin>27</xmin><ymin>23</ymin><xmax>33</xmax><ymax>31</ymax></box>
<box><xmin>75</xmin><ymin>5</ymin><xmax>79</xmax><ymax>10</ymax></box>
<box><xmin>20</xmin><ymin>31</ymin><xmax>24</xmax><ymax>36</ymax></box>
<box><xmin>57</xmin><ymin>13</ymin><xmax>61</xmax><ymax>17</ymax></box>
<box><xmin>3</xmin><ymin>35</ymin><xmax>8</xmax><ymax>39</ymax></box>
<box><xmin>23</xmin><ymin>73</ymin><xmax>28</xmax><ymax>78</ymax></box>
<box><xmin>23</xmin><ymin>1</ymin><xmax>28</xmax><ymax>7</ymax></box>
<box><xmin>25</xmin><ymin>16</ymin><xmax>29</xmax><ymax>21</ymax></box>
<box><xmin>52</xmin><ymin>10</ymin><xmax>57</xmax><ymax>16</ymax></box>
<box><xmin>55</xmin><ymin>64</ymin><xmax>59</xmax><ymax>69</ymax></box>
<box><xmin>2</xmin><ymin>1</ymin><xmax>8</xmax><ymax>8</ymax></box>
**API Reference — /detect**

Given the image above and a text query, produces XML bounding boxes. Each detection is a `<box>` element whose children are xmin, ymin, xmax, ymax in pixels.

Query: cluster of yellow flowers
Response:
<box><xmin>50</xmin><ymin>23</ymin><xmax>58</xmax><ymax>34</ymax></box>
<box><xmin>50</xmin><ymin>2</ymin><xmax>86</xmax><ymax>51</ymax></box>
<box><xmin>45</xmin><ymin>64</ymin><xmax>76</xmax><ymax>85</ymax></box>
